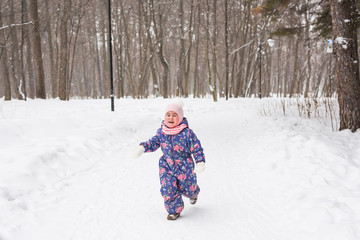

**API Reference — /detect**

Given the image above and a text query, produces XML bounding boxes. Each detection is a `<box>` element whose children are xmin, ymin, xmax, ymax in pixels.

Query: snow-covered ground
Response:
<box><xmin>0</xmin><ymin>97</ymin><xmax>360</xmax><ymax>240</ymax></box>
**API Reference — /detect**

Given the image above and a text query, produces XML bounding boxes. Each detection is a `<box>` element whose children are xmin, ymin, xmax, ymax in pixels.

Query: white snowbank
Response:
<box><xmin>0</xmin><ymin>98</ymin><xmax>359</xmax><ymax>240</ymax></box>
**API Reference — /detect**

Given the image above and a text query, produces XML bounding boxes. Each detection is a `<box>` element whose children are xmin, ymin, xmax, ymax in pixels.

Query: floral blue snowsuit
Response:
<box><xmin>140</xmin><ymin>118</ymin><xmax>205</xmax><ymax>214</ymax></box>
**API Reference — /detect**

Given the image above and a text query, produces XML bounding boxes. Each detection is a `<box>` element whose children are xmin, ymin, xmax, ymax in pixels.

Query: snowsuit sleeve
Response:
<box><xmin>140</xmin><ymin>128</ymin><xmax>161</xmax><ymax>153</ymax></box>
<box><xmin>188</xmin><ymin>129</ymin><xmax>205</xmax><ymax>163</ymax></box>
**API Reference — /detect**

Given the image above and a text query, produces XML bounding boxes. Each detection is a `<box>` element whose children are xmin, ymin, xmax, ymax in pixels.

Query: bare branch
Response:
<box><xmin>0</xmin><ymin>21</ymin><xmax>32</xmax><ymax>31</ymax></box>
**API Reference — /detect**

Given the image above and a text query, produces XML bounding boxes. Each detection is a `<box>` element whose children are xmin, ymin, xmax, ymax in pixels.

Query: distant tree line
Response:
<box><xmin>1</xmin><ymin>0</ymin><xmax>358</xmax><ymax>101</ymax></box>
<box><xmin>1</xmin><ymin>0</ymin><xmax>360</xmax><ymax>131</ymax></box>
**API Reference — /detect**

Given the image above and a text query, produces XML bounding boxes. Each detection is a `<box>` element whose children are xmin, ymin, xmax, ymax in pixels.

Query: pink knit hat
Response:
<box><xmin>165</xmin><ymin>101</ymin><xmax>184</xmax><ymax>124</ymax></box>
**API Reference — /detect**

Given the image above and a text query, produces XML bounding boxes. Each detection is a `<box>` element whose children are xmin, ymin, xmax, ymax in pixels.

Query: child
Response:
<box><xmin>133</xmin><ymin>100</ymin><xmax>205</xmax><ymax>220</ymax></box>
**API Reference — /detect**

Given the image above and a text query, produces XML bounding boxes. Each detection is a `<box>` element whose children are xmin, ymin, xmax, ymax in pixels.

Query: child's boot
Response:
<box><xmin>190</xmin><ymin>197</ymin><xmax>197</xmax><ymax>205</ymax></box>
<box><xmin>167</xmin><ymin>213</ymin><xmax>180</xmax><ymax>220</ymax></box>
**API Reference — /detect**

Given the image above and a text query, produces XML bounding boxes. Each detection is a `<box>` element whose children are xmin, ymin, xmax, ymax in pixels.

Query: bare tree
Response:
<box><xmin>44</xmin><ymin>0</ymin><xmax>57</xmax><ymax>98</ymax></box>
<box><xmin>224</xmin><ymin>0</ymin><xmax>229</xmax><ymax>100</ymax></box>
<box><xmin>150</xmin><ymin>0</ymin><xmax>170</xmax><ymax>98</ymax></box>
<box><xmin>303</xmin><ymin>11</ymin><xmax>311</xmax><ymax>98</ymax></box>
<box><xmin>21</xmin><ymin>0</ymin><xmax>35</xmax><ymax>99</ymax></box>
<box><xmin>8</xmin><ymin>0</ymin><xmax>25</xmax><ymax>99</ymax></box>
<box><xmin>20</xmin><ymin>0</ymin><xmax>28</xmax><ymax>100</ymax></box>
<box><xmin>58</xmin><ymin>0</ymin><xmax>71</xmax><ymax>100</ymax></box>
<box><xmin>1</xmin><ymin>0</ymin><xmax>358</xmax><ymax>104</ymax></box>
<box><xmin>119</xmin><ymin>1</ymin><xmax>136</xmax><ymax>98</ymax></box>
<box><xmin>176</xmin><ymin>0</ymin><xmax>185</xmax><ymax>96</ymax></box>
<box><xmin>0</xmin><ymin>9</ymin><xmax>11</xmax><ymax>100</ymax></box>
<box><xmin>144</xmin><ymin>0</ymin><xmax>159</xmax><ymax>97</ymax></box>
<box><xmin>29</xmin><ymin>0</ymin><xmax>46</xmax><ymax>99</ymax></box>
<box><xmin>67</xmin><ymin>0</ymin><xmax>92</xmax><ymax>99</ymax></box>
<box><xmin>113</xmin><ymin>1</ymin><xmax>125</xmax><ymax>98</ymax></box>
<box><xmin>90</xmin><ymin>4</ymin><xmax>102</xmax><ymax>99</ymax></box>
<box><xmin>211</xmin><ymin>0</ymin><xmax>218</xmax><ymax>101</ymax></box>
<box><xmin>182</xmin><ymin>0</ymin><xmax>194</xmax><ymax>98</ymax></box>
<box><xmin>193</xmin><ymin>0</ymin><xmax>201</xmax><ymax>98</ymax></box>
<box><xmin>206</xmin><ymin>0</ymin><xmax>217</xmax><ymax>101</ymax></box>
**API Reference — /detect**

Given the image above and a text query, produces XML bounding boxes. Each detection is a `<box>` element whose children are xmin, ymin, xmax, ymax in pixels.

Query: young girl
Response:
<box><xmin>133</xmin><ymin>100</ymin><xmax>205</xmax><ymax>220</ymax></box>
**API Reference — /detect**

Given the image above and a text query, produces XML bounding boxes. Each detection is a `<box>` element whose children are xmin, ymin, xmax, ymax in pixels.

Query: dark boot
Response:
<box><xmin>167</xmin><ymin>213</ymin><xmax>180</xmax><ymax>220</ymax></box>
<box><xmin>190</xmin><ymin>197</ymin><xmax>197</xmax><ymax>205</ymax></box>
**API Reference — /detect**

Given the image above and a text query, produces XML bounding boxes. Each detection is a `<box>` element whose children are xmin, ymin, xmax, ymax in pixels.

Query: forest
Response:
<box><xmin>0</xmin><ymin>0</ymin><xmax>359</xmax><ymax>101</ymax></box>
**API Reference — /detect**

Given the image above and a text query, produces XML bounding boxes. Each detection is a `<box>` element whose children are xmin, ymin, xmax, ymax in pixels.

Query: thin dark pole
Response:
<box><xmin>108</xmin><ymin>0</ymin><xmax>114</xmax><ymax>111</ymax></box>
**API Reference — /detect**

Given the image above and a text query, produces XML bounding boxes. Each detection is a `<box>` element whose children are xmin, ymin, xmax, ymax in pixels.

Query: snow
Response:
<box><xmin>335</xmin><ymin>37</ymin><xmax>349</xmax><ymax>49</ymax></box>
<box><xmin>1</xmin><ymin>98</ymin><xmax>360</xmax><ymax>240</ymax></box>
<box><xmin>210</xmin><ymin>85</ymin><xmax>214</xmax><ymax>92</ymax></box>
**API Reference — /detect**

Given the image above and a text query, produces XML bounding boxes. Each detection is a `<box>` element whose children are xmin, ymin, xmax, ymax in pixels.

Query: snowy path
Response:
<box><xmin>1</xmin><ymin>98</ymin><xmax>360</xmax><ymax>240</ymax></box>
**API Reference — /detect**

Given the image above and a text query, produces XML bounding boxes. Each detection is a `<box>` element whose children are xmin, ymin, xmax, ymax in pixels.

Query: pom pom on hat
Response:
<box><xmin>171</xmin><ymin>98</ymin><xmax>184</xmax><ymax>108</ymax></box>
<box><xmin>165</xmin><ymin>98</ymin><xmax>184</xmax><ymax>123</ymax></box>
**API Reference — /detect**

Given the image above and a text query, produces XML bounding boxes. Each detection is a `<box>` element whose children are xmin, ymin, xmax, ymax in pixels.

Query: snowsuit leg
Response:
<box><xmin>159</xmin><ymin>161</ymin><xmax>200</xmax><ymax>214</ymax></box>
<box><xmin>160</xmin><ymin>171</ymin><xmax>184</xmax><ymax>214</ymax></box>
<box><xmin>177</xmin><ymin>170</ymin><xmax>200</xmax><ymax>199</ymax></box>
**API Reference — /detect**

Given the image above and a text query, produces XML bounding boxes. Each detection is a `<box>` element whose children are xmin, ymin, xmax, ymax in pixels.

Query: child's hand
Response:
<box><xmin>132</xmin><ymin>145</ymin><xmax>145</xmax><ymax>159</ymax></box>
<box><xmin>194</xmin><ymin>162</ymin><xmax>205</xmax><ymax>173</ymax></box>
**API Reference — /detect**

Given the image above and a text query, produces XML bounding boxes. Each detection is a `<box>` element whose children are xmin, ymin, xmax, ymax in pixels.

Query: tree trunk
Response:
<box><xmin>206</xmin><ymin>0</ymin><xmax>212</xmax><ymax>98</ymax></box>
<box><xmin>120</xmin><ymin>2</ymin><xmax>136</xmax><ymax>98</ymax></box>
<box><xmin>117</xmin><ymin>29</ymin><xmax>125</xmax><ymax>98</ymax></box>
<box><xmin>29</xmin><ymin>0</ymin><xmax>46</xmax><ymax>99</ymax></box>
<box><xmin>54</xmin><ymin>3</ymin><xmax>61</xmax><ymax>99</ymax></box>
<box><xmin>44</xmin><ymin>0</ymin><xmax>57</xmax><ymax>98</ymax></box>
<box><xmin>92</xmin><ymin>6</ymin><xmax>102</xmax><ymax>99</ymax></box>
<box><xmin>20</xmin><ymin>1</ymin><xmax>28</xmax><ymax>100</ymax></box>
<box><xmin>304</xmin><ymin>11</ymin><xmax>311</xmax><ymax>98</ymax></box>
<box><xmin>100</xmin><ymin>7</ymin><xmax>110</xmax><ymax>98</ymax></box>
<box><xmin>283</xmin><ymin>38</ymin><xmax>292</xmax><ymax>96</ymax></box>
<box><xmin>0</xmin><ymin>49</ymin><xmax>11</xmax><ymax>100</ymax></box>
<box><xmin>206</xmin><ymin>0</ymin><xmax>217</xmax><ymax>101</ymax></box>
<box><xmin>176</xmin><ymin>0</ymin><xmax>185</xmax><ymax>97</ymax></box>
<box><xmin>184</xmin><ymin>0</ymin><xmax>194</xmax><ymax>98</ymax></box>
<box><xmin>330</xmin><ymin>0</ymin><xmax>360</xmax><ymax>132</ymax></box>
<box><xmin>193</xmin><ymin>1</ymin><xmax>201</xmax><ymax>98</ymax></box>
<box><xmin>276</xmin><ymin>37</ymin><xmax>282</xmax><ymax>96</ymax></box>
<box><xmin>144</xmin><ymin>1</ymin><xmax>157</xmax><ymax>97</ymax></box>
<box><xmin>22</xmin><ymin>0</ymin><xmax>34</xmax><ymax>99</ymax></box>
<box><xmin>211</xmin><ymin>0</ymin><xmax>218</xmax><ymax>102</ymax></box>
<box><xmin>25</xmin><ymin>22</ymin><xmax>35</xmax><ymax>99</ymax></box>
<box><xmin>113</xmin><ymin>0</ymin><xmax>124</xmax><ymax>98</ymax></box>
<box><xmin>288</xmin><ymin>35</ymin><xmax>299</xmax><ymax>97</ymax></box>
<box><xmin>224</xmin><ymin>0</ymin><xmax>229</xmax><ymax>100</ymax></box>
<box><xmin>81</xmin><ymin>44</ymin><xmax>89</xmax><ymax>98</ymax></box>
<box><xmin>234</xmin><ymin>1</ymin><xmax>251</xmax><ymax>97</ymax></box>
<box><xmin>9</xmin><ymin>0</ymin><xmax>24</xmax><ymax>99</ymax></box>
<box><xmin>85</xmin><ymin>12</ymin><xmax>97</xmax><ymax>99</ymax></box>
<box><xmin>59</xmin><ymin>0</ymin><xmax>71</xmax><ymax>100</ymax></box>
<box><xmin>67</xmin><ymin>4</ymin><xmax>87</xmax><ymax>99</ymax></box>
<box><xmin>0</xmin><ymin>10</ymin><xmax>11</xmax><ymax>100</ymax></box>
<box><xmin>151</xmin><ymin>0</ymin><xmax>169</xmax><ymax>98</ymax></box>
<box><xmin>138</xmin><ymin>0</ymin><xmax>146</xmax><ymax>98</ymax></box>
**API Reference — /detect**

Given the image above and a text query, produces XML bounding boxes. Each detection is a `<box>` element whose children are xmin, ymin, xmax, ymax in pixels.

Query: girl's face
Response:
<box><xmin>164</xmin><ymin>111</ymin><xmax>179</xmax><ymax>128</ymax></box>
